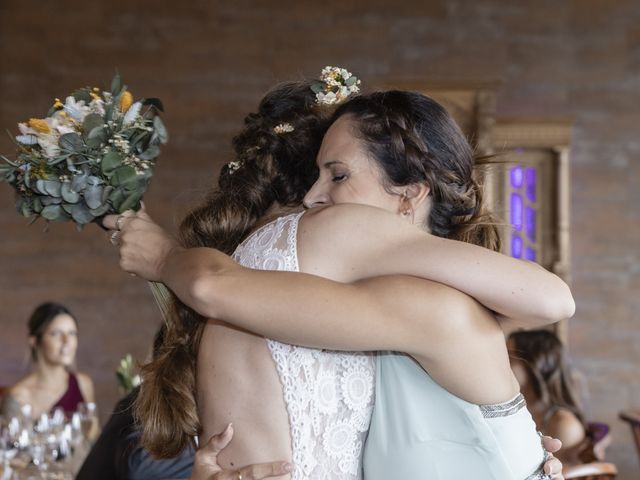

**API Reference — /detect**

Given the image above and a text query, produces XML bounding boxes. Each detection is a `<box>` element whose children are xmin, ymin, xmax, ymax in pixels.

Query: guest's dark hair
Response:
<box><xmin>332</xmin><ymin>91</ymin><xmax>500</xmax><ymax>251</ymax></box>
<box><xmin>135</xmin><ymin>81</ymin><xmax>331</xmax><ymax>458</ymax></box>
<box><xmin>28</xmin><ymin>302</ymin><xmax>77</xmax><ymax>362</ymax></box>
<box><xmin>508</xmin><ymin>330</ymin><xmax>586</xmax><ymax>426</ymax></box>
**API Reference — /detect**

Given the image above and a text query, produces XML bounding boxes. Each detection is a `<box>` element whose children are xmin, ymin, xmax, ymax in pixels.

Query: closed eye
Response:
<box><xmin>332</xmin><ymin>174</ymin><xmax>347</xmax><ymax>183</ymax></box>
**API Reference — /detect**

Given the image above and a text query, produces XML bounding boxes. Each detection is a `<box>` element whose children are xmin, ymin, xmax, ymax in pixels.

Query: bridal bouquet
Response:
<box><xmin>0</xmin><ymin>74</ymin><xmax>168</xmax><ymax>227</ymax></box>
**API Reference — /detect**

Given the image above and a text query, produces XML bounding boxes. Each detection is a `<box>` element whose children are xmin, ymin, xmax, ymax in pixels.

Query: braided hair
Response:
<box><xmin>135</xmin><ymin>81</ymin><xmax>331</xmax><ymax>458</ymax></box>
<box><xmin>332</xmin><ymin>91</ymin><xmax>501</xmax><ymax>251</ymax></box>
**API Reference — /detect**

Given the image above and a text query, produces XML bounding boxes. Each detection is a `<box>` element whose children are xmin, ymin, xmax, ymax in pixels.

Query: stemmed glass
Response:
<box><xmin>76</xmin><ymin>402</ymin><xmax>97</xmax><ymax>445</ymax></box>
<box><xmin>0</xmin><ymin>416</ymin><xmax>21</xmax><ymax>480</ymax></box>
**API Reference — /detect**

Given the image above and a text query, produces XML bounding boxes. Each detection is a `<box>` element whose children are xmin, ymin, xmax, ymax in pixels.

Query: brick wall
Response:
<box><xmin>0</xmin><ymin>0</ymin><xmax>638</xmax><ymax>477</ymax></box>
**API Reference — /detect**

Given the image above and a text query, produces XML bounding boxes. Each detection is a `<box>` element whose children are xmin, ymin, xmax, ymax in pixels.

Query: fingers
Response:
<box><xmin>543</xmin><ymin>456</ymin><xmax>563</xmax><ymax>478</ymax></box>
<box><xmin>541</xmin><ymin>435</ymin><xmax>562</xmax><ymax>453</ymax></box>
<box><xmin>103</xmin><ymin>210</ymin><xmax>137</xmax><ymax>231</ymax></box>
<box><xmin>102</xmin><ymin>214</ymin><xmax>119</xmax><ymax>230</ymax></box>
<box><xmin>202</xmin><ymin>423</ymin><xmax>234</xmax><ymax>456</ymax></box>
<box><xmin>228</xmin><ymin>461</ymin><xmax>293</xmax><ymax>479</ymax></box>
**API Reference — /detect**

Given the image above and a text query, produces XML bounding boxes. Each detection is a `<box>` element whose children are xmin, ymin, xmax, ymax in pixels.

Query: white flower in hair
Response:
<box><xmin>227</xmin><ymin>160</ymin><xmax>242</xmax><ymax>173</ymax></box>
<box><xmin>273</xmin><ymin>123</ymin><xmax>294</xmax><ymax>134</ymax></box>
<box><xmin>312</xmin><ymin>66</ymin><xmax>361</xmax><ymax>105</ymax></box>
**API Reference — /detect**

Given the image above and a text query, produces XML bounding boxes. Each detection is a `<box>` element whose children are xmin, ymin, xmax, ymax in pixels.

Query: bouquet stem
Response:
<box><xmin>147</xmin><ymin>281</ymin><xmax>172</xmax><ymax>323</ymax></box>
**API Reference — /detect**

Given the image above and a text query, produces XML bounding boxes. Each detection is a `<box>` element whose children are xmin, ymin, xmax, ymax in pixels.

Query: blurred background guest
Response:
<box><xmin>0</xmin><ymin>302</ymin><xmax>99</xmax><ymax>440</ymax></box>
<box><xmin>508</xmin><ymin>329</ymin><xmax>610</xmax><ymax>465</ymax></box>
<box><xmin>76</xmin><ymin>324</ymin><xmax>194</xmax><ymax>480</ymax></box>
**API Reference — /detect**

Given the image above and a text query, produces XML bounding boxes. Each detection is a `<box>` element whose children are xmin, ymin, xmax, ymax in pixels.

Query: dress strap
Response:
<box><xmin>51</xmin><ymin>372</ymin><xmax>85</xmax><ymax>417</ymax></box>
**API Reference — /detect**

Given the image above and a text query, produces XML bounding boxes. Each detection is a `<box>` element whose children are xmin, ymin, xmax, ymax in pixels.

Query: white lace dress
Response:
<box><xmin>232</xmin><ymin>212</ymin><xmax>376</xmax><ymax>480</ymax></box>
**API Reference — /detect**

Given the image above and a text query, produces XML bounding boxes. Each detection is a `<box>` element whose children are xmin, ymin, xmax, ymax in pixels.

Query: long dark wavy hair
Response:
<box><xmin>332</xmin><ymin>90</ymin><xmax>501</xmax><ymax>251</ymax></box>
<box><xmin>508</xmin><ymin>329</ymin><xmax>586</xmax><ymax>426</ymax></box>
<box><xmin>134</xmin><ymin>80</ymin><xmax>332</xmax><ymax>458</ymax></box>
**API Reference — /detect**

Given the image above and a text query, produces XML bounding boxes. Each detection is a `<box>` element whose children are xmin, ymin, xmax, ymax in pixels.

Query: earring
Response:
<box><xmin>400</xmin><ymin>191</ymin><xmax>411</xmax><ymax>217</ymax></box>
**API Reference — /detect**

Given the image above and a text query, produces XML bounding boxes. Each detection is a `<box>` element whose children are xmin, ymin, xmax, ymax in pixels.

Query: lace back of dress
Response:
<box><xmin>232</xmin><ymin>212</ymin><xmax>376</xmax><ymax>480</ymax></box>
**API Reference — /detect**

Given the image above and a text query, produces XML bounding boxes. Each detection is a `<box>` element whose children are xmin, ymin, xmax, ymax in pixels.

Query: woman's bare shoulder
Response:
<box><xmin>5</xmin><ymin>376</ymin><xmax>35</xmax><ymax>407</ymax></box>
<box><xmin>301</xmin><ymin>203</ymin><xmax>406</xmax><ymax>230</ymax></box>
<box><xmin>298</xmin><ymin>204</ymin><xmax>421</xmax><ymax>280</ymax></box>
<box><xmin>546</xmin><ymin>408</ymin><xmax>586</xmax><ymax>447</ymax></box>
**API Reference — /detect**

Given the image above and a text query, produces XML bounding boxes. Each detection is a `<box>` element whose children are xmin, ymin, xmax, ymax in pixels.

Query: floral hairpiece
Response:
<box><xmin>311</xmin><ymin>66</ymin><xmax>361</xmax><ymax>105</ymax></box>
<box><xmin>227</xmin><ymin>160</ymin><xmax>242</xmax><ymax>173</ymax></box>
<box><xmin>273</xmin><ymin>123</ymin><xmax>294</xmax><ymax>134</ymax></box>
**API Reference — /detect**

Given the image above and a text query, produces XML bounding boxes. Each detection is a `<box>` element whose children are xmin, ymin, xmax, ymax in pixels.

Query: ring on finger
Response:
<box><xmin>237</xmin><ymin>473</ymin><xmax>243</xmax><ymax>480</ymax></box>
<box><xmin>110</xmin><ymin>231</ymin><xmax>121</xmax><ymax>246</ymax></box>
<box><xmin>115</xmin><ymin>215</ymin><xmax>126</xmax><ymax>231</ymax></box>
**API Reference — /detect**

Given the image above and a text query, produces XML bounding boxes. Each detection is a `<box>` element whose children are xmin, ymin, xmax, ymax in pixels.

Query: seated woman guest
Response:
<box><xmin>508</xmin><ymin>329</ymin><xmax>599</xmax><ymax>465</ymax></box>
<box><xmin>1</xmin><ymin>302</ymin><xmax>97</xmax><ymax>430</ymax></box>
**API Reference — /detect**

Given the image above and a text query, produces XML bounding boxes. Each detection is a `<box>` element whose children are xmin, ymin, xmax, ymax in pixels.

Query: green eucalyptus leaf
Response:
<box><xmin>41</xmin><ymin>205</ymin><xmax>64</xmax><ymax>221</ymax></box>
<box><xmin>34</xmin><ymin>180</ymin><xmax>47</xmax><ymax>195</ymax></box>
<box><xmin>105</xmin><ymin>102</ymin><xmax>114</xmax><ymax>122</ymax></box>
<box><xmin>32</xmin><ymin>197</ymin><xmax>43</xmax><ymax>213</ymax></box>
<box><xmin>41</xmin><ymin>196</ymin><xmax>62</xmax><ymax>206</ymax></box>
<box><xmin>71</xmin><ymin>203</ymin><xmax>94</xmax><ymax>224</ymax></box>
<box><xmin>310</xmin><ymin>82</ymin><xmax>323</xmax><ymax>94</ymax></box>
<box><xmin>87</xmin><ymin>176</ymin><xmax>103</xmax><ymax>186</ymax></box>
<box><xmin>119</xmin><ymin>191</ymin><xmax>142</xmax><ymax>213</ymax></box>
<box><xmin>72</xmin><ymin>89</ymin><xmax>92</xmax><ymax>104</ymax></box>
<box><xmin>89</xmin><ymin>203</ymin><xmax>111</xmax><ymax>217</ymax></box>
<box><xmin>59</xmin><ymin>133</ymin><xmax>84</xmax><ymax>152</ymax></box>
<box><xmin>152</xmin><ymin>116</ymin><xmax>168</xmax><ymax>144</ymax></box>
<box><xmin>101</xmin><ymin>185</ymin><xmax>114</xmax><ymax>202</ymax></box>
<box><xmin>66</xmin><ymin>158</ymin><xmax>79</xmax><ymax>173</ymax></box>
<box><xmin>345</xmin><ymin>76</ymin><xmax>357</xmax><ymax>87</ymax></box>
<box><xmin>88</xmin><ymin>126</ymin><xmax>105</xmax><ymax>139</ymax></box>
<box><xmin>61</xmin><ymin>183</ymin><xmax>80</xmax><ymax>203</ymax></box>
<box><xmin>85</xmin><ymin>137</ymin><xmax>102</xmax><ymax>149</ymax></box>
<box><xmin>17</xmin><ymin>198</ymin><xmax>33</xmax><ymax>217</ymax></box>
<box><xmin>84</xmin><ymin>184</ymin><xmax>104</xmax><ymax>209</ymax></box>
<box><xmin>130</xmin><ymin>130</ymin><xmax>149</xmax><ymax>150</ymax></box>
<box><xmin>122</xmin><ymin>177</ymin><xmax>147</xmax><ymax>194</ymax></box>
<box><xmin>138</xmin><ymin>145</ymin><xmax>160</xmax><ymax>161</ymax></box>
<box><xmin>111</xmin><ymin>74</ymin><xmax>122</xmax><ymax>96</ymax></box>
<box><xmin>71</xmin><ymin>173</ymin><xmax>88</xmax><ymax>192</ymax></box>
<box><xmin>108</xmin><ymin>188</ymin><xmax>125</xmax><ymax>211</ymax></box>
<box><xmin>101</xmin><ymin>151</ymin><xmax>122</xmax><ymax>175</ymax></box>
<box><xmin>43</xmin><ymin>180</ymin><xmax>62</xmax><ymax>197</ymax></box>
<box><xmin>82</xmin><ymin>114</ymin><xmax>104</xmax><ymax>139</ymax></box>
<box><xmin>62</xmin><ymin>203</ymin><xmax>74</xmax><ymax>214</ymax></box>
<box><xmin>111</xmin><ymin>166</ymin><xmax>137</xmax><ymax>186</ymax></box>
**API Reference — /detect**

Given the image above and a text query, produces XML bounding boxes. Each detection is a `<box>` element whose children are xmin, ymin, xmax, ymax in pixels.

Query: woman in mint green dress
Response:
<box><xmin>108</xmin><ymin>89</ymin><xmax>571</xmax><ymax>479</ymax></box>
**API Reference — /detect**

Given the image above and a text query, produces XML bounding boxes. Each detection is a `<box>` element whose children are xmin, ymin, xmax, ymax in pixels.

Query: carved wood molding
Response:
<box><xmin>492</xmin><ymin>121</ymin><xmax>573</xmax><ymax>148</ymax></box>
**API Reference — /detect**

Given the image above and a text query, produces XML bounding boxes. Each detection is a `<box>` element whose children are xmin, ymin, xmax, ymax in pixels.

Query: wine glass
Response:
<box><xmin>76</xmin><ymin>402</ymin><xmax>97</xmax><ymax>444</ymax></box>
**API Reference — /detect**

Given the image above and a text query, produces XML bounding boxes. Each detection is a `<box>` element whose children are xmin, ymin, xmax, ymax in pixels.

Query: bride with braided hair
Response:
<box><xmin>105</xmin><ymin>72</ymin><xmax>573</xmax><ymax>479</ymax></box>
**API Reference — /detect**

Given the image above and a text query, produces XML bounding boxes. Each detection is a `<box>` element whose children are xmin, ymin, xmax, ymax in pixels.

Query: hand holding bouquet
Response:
<box><xmin>0</xmin><ymin>74</ymin><xmax>167</xmax><ymax>227</ymax></box>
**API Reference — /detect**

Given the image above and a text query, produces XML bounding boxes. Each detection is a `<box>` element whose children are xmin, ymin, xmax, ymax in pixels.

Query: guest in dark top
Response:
<box><xmin>76</xmin><ymin>325</ymin><xmax>195</xmax><ymax>480</ymax></box>
<box><xmin>76</xmin><ymin>387</ymin><xmax>195</xmax><ymax>480</ymax></box>
<box><xmin>1</xmin><ymin>302</ymin><xmax>98</xmax><ymax>435</ymax></box>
